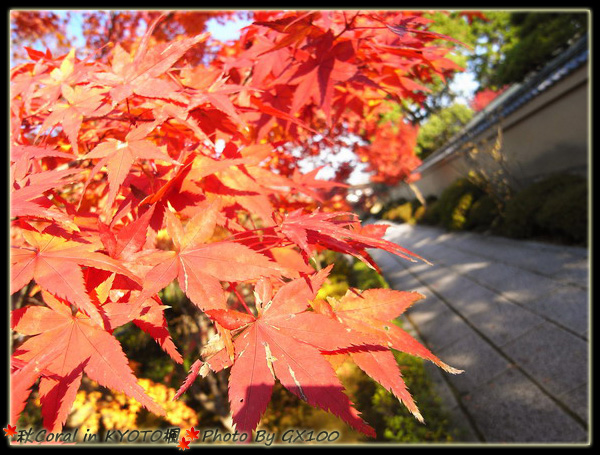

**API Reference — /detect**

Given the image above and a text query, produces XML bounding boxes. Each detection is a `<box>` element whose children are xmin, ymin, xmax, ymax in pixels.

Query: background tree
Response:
<box><xmin>415</xmin><ymin>102</ymin><xmax>474</xmax><ymax>160</ymax></box>
<box><xmin>405</xmin><ymin>10</ymin><xmax>588</xmax><ymax>164</ymax></box>
<box><xmin>10</xmin><ymin>10</ymin><xmax>71</xmax><ymax>61</ymax></box>
<box><xmin>489</xmin><ymin>11</ymin><xmax>588</xmax><ymax>87</ymax></box>
<box><xmin>403</xmin><ymin>10</ymin><xmax>588</xmax><ymax>122</ymax></box>
<box><xmin>387</xmin><ymin>10</ymin><xmax>501</xmax><ymax>124</ymax></box>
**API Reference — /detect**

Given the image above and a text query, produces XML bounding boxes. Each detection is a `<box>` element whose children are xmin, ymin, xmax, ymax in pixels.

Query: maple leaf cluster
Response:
<box><xmin>470</xmin><ymin>86</ymin><xmax>508</xmax><ymax>112</ymax></box>
<box><xmin>357</xmin><ymin>119</ymin><xmax>423</xmax><ymax>185</ymax></box>
<box><xmin>10</xmin><ymin>10</ymin><xmax>463</xmax><ymax>440</ymax></box>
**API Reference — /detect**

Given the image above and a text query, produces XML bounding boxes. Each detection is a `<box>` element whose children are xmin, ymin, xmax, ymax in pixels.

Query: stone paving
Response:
<box><xmin>367</xmin><ymin>222</ymin><xmax>590</xmax><ymax>444</ymax></box>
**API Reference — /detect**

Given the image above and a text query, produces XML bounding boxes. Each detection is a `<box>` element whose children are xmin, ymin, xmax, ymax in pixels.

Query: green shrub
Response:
<box><xmin>413</xmin><ymin>204</ymin><xmax>427</xmax><ymax>223</ymax></box>
<box><xmin>535</xmin><ymin>178</ymin><xmax>588</xmax><ymax>244</ymax></box>
<box><xmin>316</xmin><ymin>251</ymin><xmax>390</xmax><ymax>300</ymax></box>
<box><xmin>450</xmin><ymin>192</ymin><xmax>474</xmax><ymax>230</ymax></box>
<box><xmin>381</xmin><ymin>198</ymin><xmax>408</xmax><ymax>214</ymax></box>
<box><xmin>367</xmin><ymin>351</ymin><xmax>456</xmax><ymax>442</ymax></box>
<box><xmin>465</xmin><ymin>194</ymin><xmax>501</xmax><ymax>232</ymax></box>
<box><xmin>382</xmin><ymin>201</ymin><xmax>413</xmax><ymax>223</ymax></box>
<box><xmin>501</xmin><ymin>173</ymin><xmax>587</xmax><ymax>243</ymax></box>
<box><xmin>414</xmin><ymin>173</ymin><xmax>588</xmax><ymax>246</ymax></box>
<box><xmin>350</xmin><ymin>260</ymin><xmax>389</xmax><ymax>290</ymax></box>
<box><xmin>434</xmin><ymin>178</ymin><xmax>484</xmax><ymax>231</ymax></box>
<box><xmin>420</xmin><ymin>197</ymin><xmax>441</xmax><ymax>226</ymax></box>
<box><xmin>380</xmin><ymin>198</ymin><xmax>427</xmax><ymax>225</ymax></box>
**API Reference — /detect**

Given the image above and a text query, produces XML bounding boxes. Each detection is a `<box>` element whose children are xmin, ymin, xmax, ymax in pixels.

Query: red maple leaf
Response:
<box><xmin>4</xmin><ymin>425</ymin><xmax>17</xmax><ymax>438</ymax></box>
<box><xmin>99</xmin><ymin>289</ymin><xmax>183</xmax><ymax>364</ymax></box>
<box><xmin>98</xmin><ymin>203</ymin><xmax>157</xmax><ymax>264</ymax></box>
<box><xmin>173</xmin><ymin>359</ymin><xmax>204</xmax><ymax>401</ymax></box>
<box><xmin>206</xmin><ymin>267</ymin><xmax>376</xmax><ymax>438</ymax></box>
<box><xmin>357</xmin><ymin>120</ymin><xmax>422</xmax><ymax>185</ymax></box>
<box><xmin>288</xmin><ymin>166</ymin><xmax>349</xmax><ymax>202</ymax></box>
<box><xmin>10</xmin><ymin>10</ymin><xmax>468</xmax><ymax>441</ymax></box>
<box><xmin>184</xmin><ymin>427</ymin><xmax>200</xmax><ymax>441</ymax></box>
<box><xmin>177</xmin><ymin>437</ymin><xmax>190</xmax><ymax>450</ymax></box>
<box><xmin>192</xmin><ymin>146</ymin><xmax>280</xmax><ymax>228</ymax></box>
<box><xmin>11</xmin><ymin>167</ymin><xmax>81</xmax><ymax>230</ymax></box>
<box><xmin>470</xmin><ymin>86</ymin><xmax>507</xmax><ymax>112</ymax></box>
<box><xmin>11</xmin><ymin>291</ymin><xmax>165</xmax><ymax>431</ymax></box>
<box><xmin>248</xmin><ymin>94</ymin><xmax>321</xmax><ymax>138</ymax></box>
<box><xmin>38</xmin><ymin>85</ymin><xmax>111</xmax><ymax>154</ymax></box>
<box><xmin>10</xmin><ymin>144</ymin><xmax>74</xmax><ymax>181</ymax></box>
<box><xmin>89</xmin><ymin>207</ymin><xmax>183</xmax><ymax>364</ymax></box>
<box><xmin>93</xmin><ymin>14</ymin><xmax>208</xmax><ymax>104</ymax></box>
<box><xmin>10</xmin><ymin>347</ymin><xmax>63</xmax><ymax>429</ymax></box>
<box><xmin>278</xmin><ymin>209</ymin><xmax>429</xmax><ymax>269</ymax></box>
<box><xmin>253</xmin><ymin>11</ymin><xmax>322</xmax><ymax>56</ymax></box>
<box><xmin>128</xmin><ymin>154</ymin><xmax>205</xmax><ymax>234</ymax></box>
<box><xmin>31</xmin><ymin>48</ymin><xmax>83</xmax><ymax>113</ymax></box>
<box><xmin>384</xmin><ymin>16</ymin><xmax>468</xmax><ymax>48</ymax></box>
<box><xmin>320</xmin><ymin>288</ymin><xmax>463</xmax><ymax>374</ymax></box>
<box><xmin>285</xmin><ymin>31</ymin><xmax>357</xmax><ymax>124</ymax></box>
<box><xmin>137</xmin><ymin>154</ymin><xmax>196</xmax><ymax>208</ymax></box>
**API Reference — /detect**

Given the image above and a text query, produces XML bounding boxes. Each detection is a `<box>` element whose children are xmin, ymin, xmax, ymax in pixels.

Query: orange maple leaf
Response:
<box><xmin>84</xmin><ymin>122</ymin><xmax>179</xmax><ymax>212</ymax></box>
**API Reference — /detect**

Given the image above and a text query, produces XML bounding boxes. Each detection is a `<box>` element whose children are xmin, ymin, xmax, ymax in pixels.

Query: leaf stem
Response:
<box><xmin>228</xmin><ymin>282</ymin><xmax>254</xmax><ymax>316</ymax></box>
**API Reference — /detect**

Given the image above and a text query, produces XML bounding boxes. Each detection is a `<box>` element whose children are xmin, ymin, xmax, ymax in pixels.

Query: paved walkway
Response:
<box><xmin>367</xmin><ymin>222</ymin><xmax>590</xmax><ymax>444</ymax></box>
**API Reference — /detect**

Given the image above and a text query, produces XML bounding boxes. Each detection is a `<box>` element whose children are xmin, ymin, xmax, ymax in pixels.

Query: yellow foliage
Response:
<box><xmin>67</xmin><ymin>378</ymin><xmax>198</xmax><ymax>437</ymax></box>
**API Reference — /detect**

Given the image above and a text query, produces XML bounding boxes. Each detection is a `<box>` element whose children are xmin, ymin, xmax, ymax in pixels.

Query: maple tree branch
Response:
<box><xmin>126</xmin><ymin>98</ymin><xmax>136</xmax><ymax>128</ymax></box>
<box><xmin>83</xmin><ymin>114</ymin><xmax>157</xmax><ymax>123</ymax></box>
<box><xmin>12</xmin><ymin>280</ymin><xmax>35</xmax><ymax>311</ymax></box>
<box><xmin>191</xmin><ymin>313</ymin><xmax>232</xmax><ymax>424</ymax></box>
<box><xmin>228</xmin><ymin>283</ymin><xmax>254</xmax><ymax>316</ymax></box>
<box><xmin>11</xmin><ymin>244</ymin><xmax>37</xmax><ymax>253</ymax></box>
<box><xmin>333</xmin><ymin>11</ymin><xmax>361</xmax><ymax>41</ymax></box>
<box><xmin>349</xmin><ymin>26</ymin><xmax>388</xmax><ymax>31</ymax></box>
<box><xmin>241</xmin><ymin>67</ymin><xmax>254</xmax><ymax>86</ymax></box>
<box><xmin>98</xmin><ymin>11</ymin><xmax>118</xmax><ymax>60</ymax></box>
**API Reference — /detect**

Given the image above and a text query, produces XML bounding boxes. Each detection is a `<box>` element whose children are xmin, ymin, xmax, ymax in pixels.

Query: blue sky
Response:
<box><xmin>54</xmin><ymin>10</ymin><xmax>252</xmax><ymax>55</ymax></box>
<box><xmin>206</xmin><ymin>15</ymin><xmax>253</xmax><ymax>41</ymax></box>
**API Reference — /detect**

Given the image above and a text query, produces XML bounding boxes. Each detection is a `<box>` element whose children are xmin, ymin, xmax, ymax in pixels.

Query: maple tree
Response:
<box><xmin>470</xmin><ymin>86</ymin><xmax>508</xmax><ymax>112</ymax></box>
<box><xmin>10</xmin><ymin>9</ymin><xmax>466</xmax><ymax>442</ymax></box>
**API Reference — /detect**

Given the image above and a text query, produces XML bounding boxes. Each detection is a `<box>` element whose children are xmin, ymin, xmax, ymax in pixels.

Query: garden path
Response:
<box><xmin>368</xmin><ymin>222</ymin><xmax>589</xmax><ymax>444</ymax></box>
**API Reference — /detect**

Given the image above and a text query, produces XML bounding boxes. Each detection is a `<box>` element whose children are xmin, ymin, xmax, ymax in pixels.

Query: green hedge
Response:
<box><xmin>465</xmin><ymin>194</ymin><xmax>502</xmax><ymax>232</ymax></box>
<box><xmin>431</xmin><ymin>178</ymin><xmax>484</xmax><ymax>231</ymax></box>
<box><xmin>501</xmin><ymin>173</ymin><xmax>588</xmax><ymax>245</ymax></box>
<box><xmin>410</xmin><ymin>173</ymin><xmax>588</xmax><ymax>246</ymax></box>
